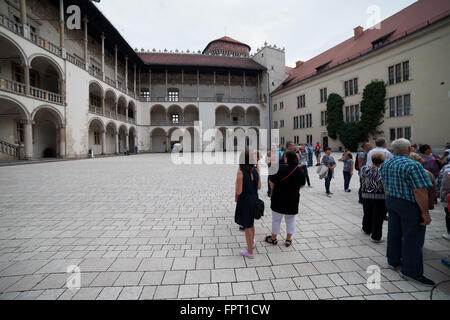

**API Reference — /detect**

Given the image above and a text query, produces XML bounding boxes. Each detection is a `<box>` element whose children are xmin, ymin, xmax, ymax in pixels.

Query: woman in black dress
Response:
<box><xmin>235</xmin><ymin>150</ymin><xmax>261</xmax><ymax>259</ymax></box>
<box><xmin>266</xmin><ymin>151</ymin><xmax>306</xmax><ymax>247</ymax></box>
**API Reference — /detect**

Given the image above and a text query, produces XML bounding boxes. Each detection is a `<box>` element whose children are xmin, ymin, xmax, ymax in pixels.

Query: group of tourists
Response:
<box><xmin>234</xmin><ymin>137</ymin><xmax>450</xmax><ymax>288</ymax></box>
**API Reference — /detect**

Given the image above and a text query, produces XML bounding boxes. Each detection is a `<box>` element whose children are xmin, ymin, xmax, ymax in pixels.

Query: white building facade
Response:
<box><xmin>0</xmin><ymin>0</ymin><xmax>287</xmax><ymax>161</ymax></box>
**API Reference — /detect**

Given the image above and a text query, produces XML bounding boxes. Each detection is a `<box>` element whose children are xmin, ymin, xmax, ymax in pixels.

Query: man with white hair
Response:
<box><xmin>380</xmin><ymin>138</ymin><xmax>435</xmax><ymax>286</ymax></box>
<box><xmin>366</xmin><ymin>138</ymin><xmax>393</xmax><ymax>166</ymax></box>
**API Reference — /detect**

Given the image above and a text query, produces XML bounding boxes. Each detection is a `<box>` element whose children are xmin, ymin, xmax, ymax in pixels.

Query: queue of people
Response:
<box><xmin>234</xmin><ymin>139</ymin><xmax>449</xmax><ymax>287</ymax></box>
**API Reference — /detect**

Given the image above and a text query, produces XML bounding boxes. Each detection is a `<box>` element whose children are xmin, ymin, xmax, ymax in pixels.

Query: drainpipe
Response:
<box><xmin>267</xmin><ymin>70</ymin><xmax>272</xmax><ymax>151</ymax></box>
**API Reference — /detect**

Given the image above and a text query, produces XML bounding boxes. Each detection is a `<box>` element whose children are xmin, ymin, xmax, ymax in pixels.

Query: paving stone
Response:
<box><xmin>232</xmin><ymin>282</ymin><xmax>254</xmax><ymax>295</ymax></box>
<box><xmin>118</xmin><ymin>286</ymin><xmax>143</xmax><ymax>300</ymax></box>
<box><xmin>140</xmin><ymin>272</ymin><xmax>165</xmax><ymax>286</ymax></box>
<box><xmin>271</xmin><ymin>278</ymin><xmax>297</xmax><ymax>292</ymax></box>
<box><xmin>211</xmin><ymin>269</ymin><xmax>236</xmax><ymax>283</ymax></box>
<box><xmin>178</xmin><ymin>284</ymin><xmax>199</xmax><ymax>299</ymax></box>
<box><xmin>162</xmin><ymin>271</ymin><xmax>186</xmax><ymax>285</ymax></box>
<box><xmin>185</xmin><ymin>270</ymin><xmax>211</xmax><ymax>284</ymax></box>
<box><xmin>199</xmin><ymin>284</ymin><xmax>218</xmax><ymax>298</ymax></box>
<box><xmin>97</xmin><ymin>287</ymin><xmax>122</xmax><ymax>300</ymax></box>
<box><xmin>235</xmin><ymin>268</ymin><xmax>259</xmax><ymax>282</ymax></box>
<box><xmin>153</xmin><ymin>285</ymin><xmax>179</xmax><ymax>300</ymax></box>
<box><xmin>0</xmin><ymin>154</ymin><xmax>448</xmax><ymax>301</ymax></box>
<box><xmin>114</xmin><ymin>272</ymin><xmax>143</xmax><ymax>286</ymax></box>
<box><xmin>108</xmin><ymin>259</ymin><xmax>142</xmax><ymax>272</ymax></box>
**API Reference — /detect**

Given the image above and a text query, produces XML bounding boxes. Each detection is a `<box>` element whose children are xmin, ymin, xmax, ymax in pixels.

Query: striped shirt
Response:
<box><xmin>380</xmin><ymin>154</ymin><xmax>432</xmax><ymax>203</ymax></box>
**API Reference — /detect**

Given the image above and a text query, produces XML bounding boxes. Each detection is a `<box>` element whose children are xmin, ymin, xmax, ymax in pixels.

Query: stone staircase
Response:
<box><xmin>0</xmin><ymin>139</ymin><xmax>19</xmax><ymax>161</ymax></box>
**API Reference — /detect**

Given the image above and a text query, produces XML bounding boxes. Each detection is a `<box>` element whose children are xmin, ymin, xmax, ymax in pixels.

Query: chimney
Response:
<box><xmin>354</xmin><ymin>26</ymin><xmax>364</xmax><ymax>38</ymax></box>
<box><xmin>296</xmin><ymin>61</ymin><xmax>304</xmax><ymax>68</ymax></box>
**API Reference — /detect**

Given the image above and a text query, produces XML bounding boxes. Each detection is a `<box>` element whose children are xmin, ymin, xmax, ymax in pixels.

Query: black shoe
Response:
<box><xmin>400</xmin><ymin>273</ymin><xmax>435</xmax><ymax>287</ymax></box>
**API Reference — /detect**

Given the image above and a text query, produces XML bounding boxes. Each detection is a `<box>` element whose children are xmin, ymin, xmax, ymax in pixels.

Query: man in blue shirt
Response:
<box><xmin>380</xmin><ymin>138</ymin><xmax>434</xmax><ymax>287</ymax></box>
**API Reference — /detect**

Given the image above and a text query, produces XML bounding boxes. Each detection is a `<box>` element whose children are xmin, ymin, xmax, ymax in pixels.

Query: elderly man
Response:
<box><xmin>381</xmin><ymin>138</ymin><xmax>435</xmax><ymax>286</ymax></box>
<box><xmin>367</xmin><ymin>138</ymin><xmax>393</xmax><ymax>166</ymax></box>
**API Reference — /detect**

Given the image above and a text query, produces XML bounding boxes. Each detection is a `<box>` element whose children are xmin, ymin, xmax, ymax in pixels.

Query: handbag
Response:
<box><xmin>253</xmin><ymin>198</ymin><xmax>265</xmax><ymax>220</ymax></box>
<box><xmin>317</xmin><ymin>164</ymin><xmax>329</xmax><ymax>179</ymax></box>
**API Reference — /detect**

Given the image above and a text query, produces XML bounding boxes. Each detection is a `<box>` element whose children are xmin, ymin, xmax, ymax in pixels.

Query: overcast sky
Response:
<box><xmin>95</xmin><ymin>0</ymin><xmax>416</xmax><ymax>67</ymax></box>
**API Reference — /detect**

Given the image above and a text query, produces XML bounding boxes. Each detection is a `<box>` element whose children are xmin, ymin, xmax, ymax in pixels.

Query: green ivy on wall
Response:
<box><xmin>326</xmin><ymin>80</ymin><xmax>386</xmax><ymax>151</ymax></box>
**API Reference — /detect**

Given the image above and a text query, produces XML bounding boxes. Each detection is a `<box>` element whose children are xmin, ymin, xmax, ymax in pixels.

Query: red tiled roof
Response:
<box><xmin>203</xmin><ymin>36</ymin><xmax>252</xmax><ymax>53</ymax></box>
<box><xmin>274</xmin><ymin>0</ymin><xmax>450</xmax><ymax>94</ymax></box>
<box><xmin>285</xmin><ymin>66</ymin><xmax>294</xmax><ymax>75</ymax></box>
<box><xmin>138</xmin><ymin>52</ymin><xmax>266</xmax><ymax>71</ymax></box>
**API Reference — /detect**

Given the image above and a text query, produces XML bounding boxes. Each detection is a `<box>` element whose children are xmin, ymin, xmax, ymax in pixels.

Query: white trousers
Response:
<box><xmin>272</xmin><ymin>211</ymin><xmax>296</xmax><ymax>235</ymax></box>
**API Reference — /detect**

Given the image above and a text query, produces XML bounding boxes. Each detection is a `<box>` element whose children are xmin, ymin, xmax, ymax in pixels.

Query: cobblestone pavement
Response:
<box><xmin>0</xmin><ymin>153</ymin><xmax>449</xmax><ymax>300</ymax></box>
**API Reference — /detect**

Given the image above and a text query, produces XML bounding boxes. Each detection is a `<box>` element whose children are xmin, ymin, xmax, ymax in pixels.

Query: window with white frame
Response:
<box><xmin>389</xmin><ymin>94</ymin><xmax>411</xmax><ymax>117</ymax></box>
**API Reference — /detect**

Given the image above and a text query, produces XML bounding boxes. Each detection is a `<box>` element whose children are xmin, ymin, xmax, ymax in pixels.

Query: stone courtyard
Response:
<box><xmin>0</xmin><ymin>153</ymin><xmax>449</xmax><ymax>300</ymax></box>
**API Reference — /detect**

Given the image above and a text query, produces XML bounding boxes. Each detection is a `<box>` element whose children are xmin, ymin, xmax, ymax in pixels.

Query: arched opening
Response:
<box><xmin>32</xmin><ymin>107</ymin><xmax>63</xmax><ymax>158</ymax></box>
<box><xmin>151</xmin><ymin>128</ymin><xmax>166</xmax><ymax>153</ymax></box>
<box><xmin>215</xmin><ymin>127</ymin><xmax>228</xmax><ymax>152</ymax></box>
<box><xmin>104</xmin><ymin>90</ymin><xmax>116</xmax><ymax>118</ymax></box>
<box><xmin>118</xmin><ymin>125</ymin><xmax>128</xmax><ymax>153</ymax></box>
<box><xmin>128</xmin><ymin>101</ymin><xmax>136</xmax><ymax>122</ymax></box>
<box><xmin>88</xmin><ymin>118</ymin><xmax>104</xmax><ymax>155</ymax></box>
<box><xmin>0</xmin><ymin>97</ymin><xmax>29</xmax><ymax>159</ymax></box>
<box><xmin>167</xmin><ymin>105</ymin><xmax>183</xmax><ymax>126</ymax></box>
<box><xmin>129</xmin><ymin>127</ymin><xmax>137</xmax><ymax>153</ymax></box>
<box><xmin>89</xmin><ymin>82</ymin><xmax>103</xmax><ymax>115</ymax></box>
<box><xmin>233</xmin><ymin>127</ymin><xmax>246</xmax><ymax>152</ymax></box>
<box><xmin>246</xmin><ymin>106</ymin><xmax>260</xmax><ymax>126</ymax></box>
<box><xmin>231</xmin><ymin>106</ymin><xmax>245</xmax><ymax>126</ymax></box>
<box><xmin>0</xmin><ymin>35</ymin><xmax>28</xmax><ymax>95</ymax></box>
<box><xmin>184</xmin><ymin>105</ymin><xmax>199</xmax><ymax>125</ymax></box>
<box><xmin>185</xmin><ymin>127</ymin><xmax>201</xmax><ymax>152</ymax></box>
<box><xmin>150</xmin><ymin>105</ymin><xmax>166</xmax><ymax>126</ymax></box>
<box><xmin>247</xmin><ymin>127</ymin><xmax>260</xmax><ymax>150</ymax></box>
<box><xmin>168</xmin><ymin>127</ymin><xmax>183</xmax><ymax>150</ymax></box>
<box><xmin>215</xmin><ymin>106</ymin><xmax>230</xmax><ymax>126</ymax></box>
<box><xmin>29</xmin><ymin>56</ymin><xmax>62</xmax><ymax>100</ymax></box>
<box><xmin>105</xmin><ymin>122</ymin><xmax>117</xmax><ymax>154</ymax></box>
<box><xmin>117</xmin><ymin>96</ymin><xmax>127</xmax><ymax>120</ymax></box>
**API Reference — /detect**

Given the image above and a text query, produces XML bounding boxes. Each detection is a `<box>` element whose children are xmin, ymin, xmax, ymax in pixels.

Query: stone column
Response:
<box><xmin>83</xmin><ymin>16</ymin><xmax>89</xmax><ymax>70</ymax></box>
<box><xmin>24</xmin><ymin>121</ymin><xmax>33</xmax><ymax>160</ymax></box>
<box><xmin>59</xmin><ymin>0</ymin><xmax>65</xmax><ymax>54</ymax></box>
<box><xmin>213</xmin><ymin>71</ymin><xmax>216</xmax><ymax>101</ymax></box>
<box><xmin>166</xmin><ymin>135</ymin><xmax>169</xmax><ymax>153</ymax></box>
<box><xmin>126</xmin><ymin>107</ymin><xmax>129</xmax><ymax>121</ymax></box>
<box><xmin>125</xmin><ymin>56</ymin><xmax>128</xmax><ymax>94</ymax></box>
<box><xmin>101</xmin><ymin>130</ymin><xmax>106</xmax><ymax>155</ymax></box>
<box><xmin>20</xmin><ymin>0</ymin><xmax>30</xmax><ymax>39</ymax></box>
<box><xmin>59</xmin><ymin>126</ymin><xmax>66</xmax><ymax>158</ymax></box>
<box><xmin>181</xmin><ymin>69</ymin><xmax>184</xmax><ymax>100</ymax></box>
<box><xmin>228</xmin><ymin>71</ymin><xmax>231</xmax><ymax>100</ymax></box>
<box><xmin>114</xmin><ymin>101</ymin><xmax>118</xmax><ymax>118</ymax></box>
<box><xmin>257</xmin><ymin>73</ymin><xmax>260</xmax><ymax>102</ymax></box>
<box><xmin>149</xmin><ymin>69</ymin><xmax>152</xmax><ymax>101</ymax></box>
<box><xmin>125</xmin><ymin>134</ymin><xmax>129</xmax><ymax>152</ymax></box>
<box><xmin>133</xmin><ymin>64</ymin><xmax>137</xmax><ymax>97</ymax></box>
<box><xmin>134</xmin><ymin>135</ymin><xmax>138</xmax><ymax>153</ymax></box>
<box><xmin>197</xmin><ymin>69</ymin><xmax>200</xmax><ymax>101</ymax></box>
<box><xmin>138</xmin><ymin>68</ymin><xmax>141</xmax><ymax>98</ymax></box>
<box><xmin>243</xmin><ymin>72</ymin><xmax>246</xmax><ymax>102</ymax></box>
<box><xmin>115</xmin><ymin>132</ymin><xmax>119</xmax><ymax>154</ymax></box>
<box><xmin>24</xmin><ymin>65</ymin><xmax>30</xmax><ymax>95</ymax></box>
<box><xmin>165</xmin><ymin>68</ymin><xmax>168</xmax><ymax>100</ymax></box>
<box><xmin>114</xmin><ymin>46</ymin><xmax>118</xmax><ymax>86</ymax></box>
<box><xmin>102</xmin><ymin>96</ymin><xmax>105</xmax><ymax>115</ymax></box>
<box><xmin>101</xmin><ymin>33</ymin><xmax>105</xmax><ymax>81</ymax></box>
<box><xmin>60</xmin><ymin>79</ymin><xmax>66</xmax><ymax>105</ymax></box>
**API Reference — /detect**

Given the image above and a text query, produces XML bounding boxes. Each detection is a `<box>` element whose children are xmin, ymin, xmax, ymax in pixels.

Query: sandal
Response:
<box><xmin>285</xmin><ymin>239</ymin><xmax>292</xmax><ymax>247</ymax></box>
<box><xmin>265</xmin><ymin>235</ymin><xmax>278</xmax><ymax>245</ymax></box>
